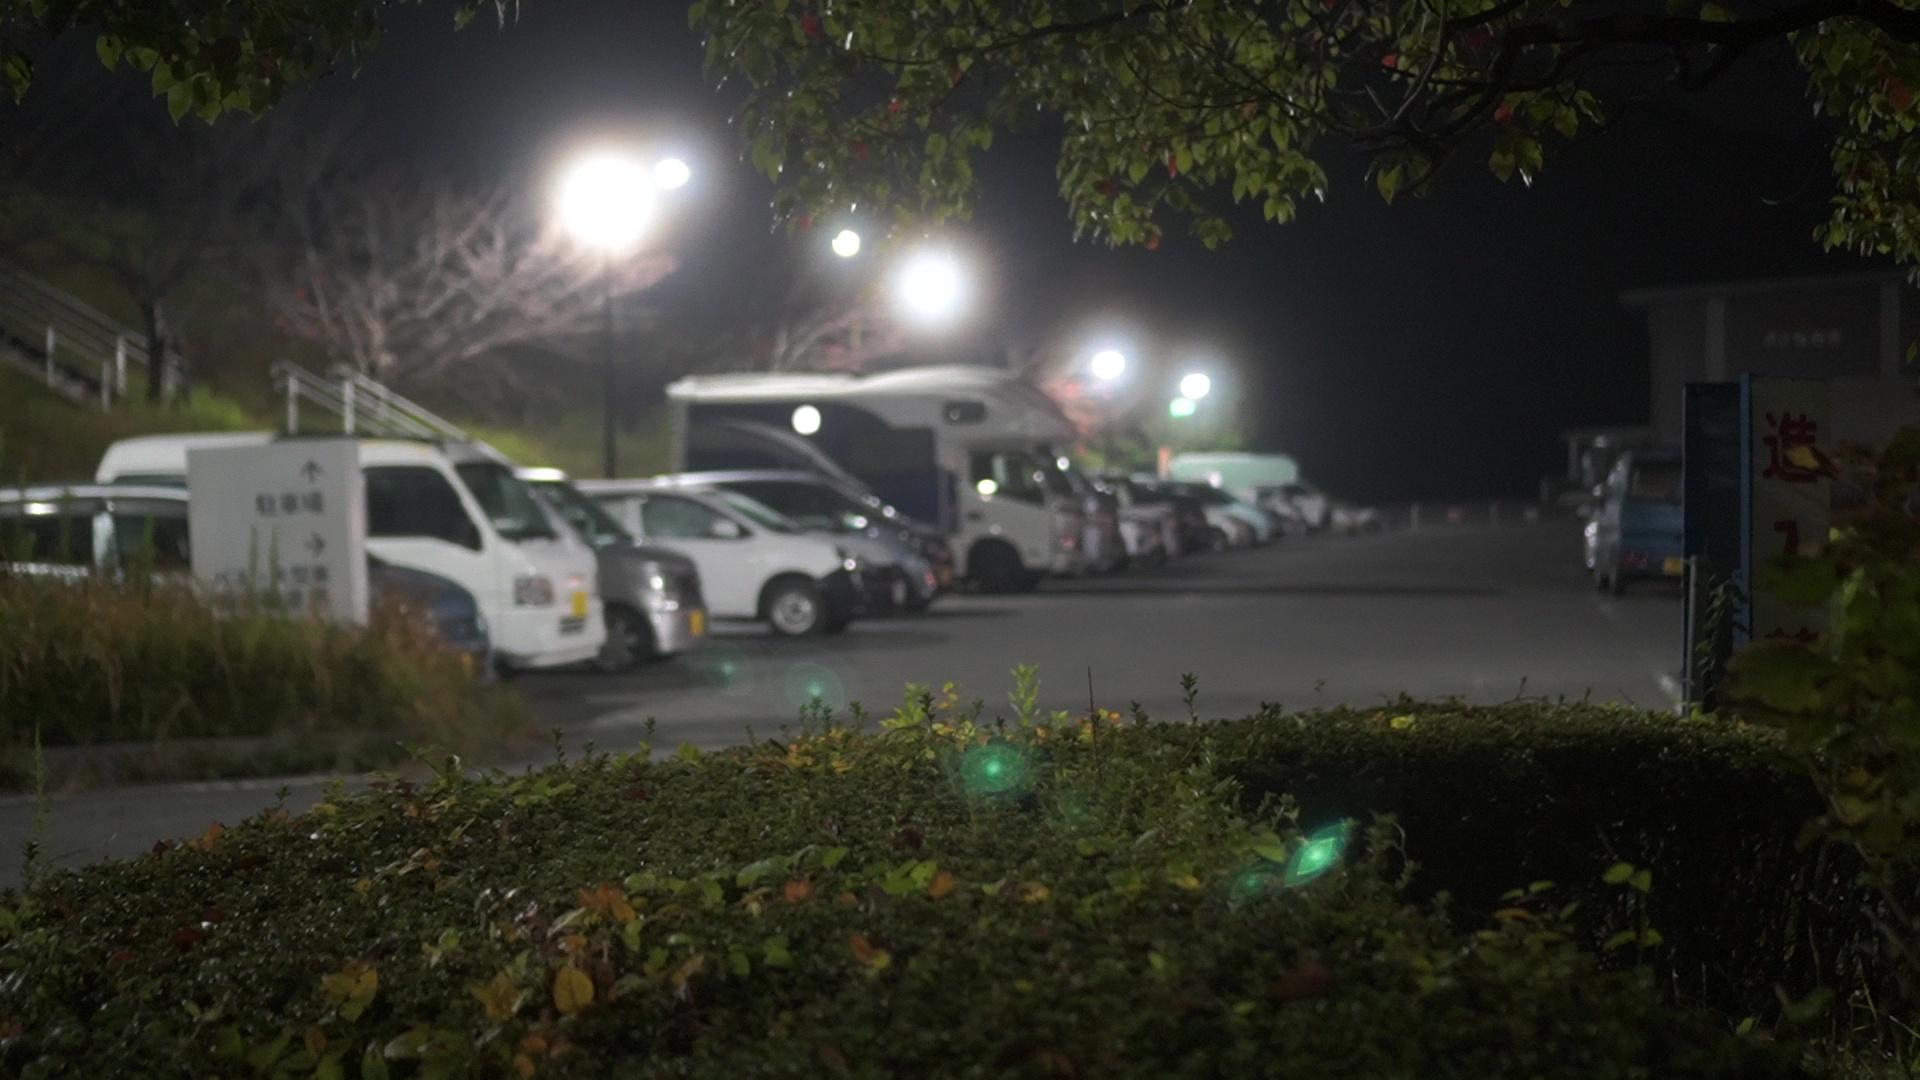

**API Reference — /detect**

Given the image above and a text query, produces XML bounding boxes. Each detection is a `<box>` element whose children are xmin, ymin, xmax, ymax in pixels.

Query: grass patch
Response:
<box><xmin>0</xmin><ymin>575</ymin><xmax>530</xmax><ymax>788</ymax></box>
<box><xmin>461</xmin><ymin>408</ymin><xmax>672</xmax><ymax>481</ymax></box>
<box><xmin>0</xmin><ymin>691</ymin><xmax>1839</xmax><ymax>1078</ymax></box>
<box><xmin>0</xmin><ymin>367</ymin><xmax>257</xmax><ymax>483</ymax></box>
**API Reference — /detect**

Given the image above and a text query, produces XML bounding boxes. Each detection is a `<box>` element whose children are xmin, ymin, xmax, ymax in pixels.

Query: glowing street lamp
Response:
<box><xmin>893</xmin><ymin>248</ymin><xmax>967</xmax><ymax>327</ymax></box>
<box><xmin>831</xmin><ymin>228</ymin><xmax>862</xmax><ymax>258</ymax></box>
<box><xmin>1090</xmin><ymin>348</ymin><xmax>1127</xmax><ymax>382</ymax></box>
<box><xmin>1179</xmin><ymin>371</ymin><xmax>1212</xmax><ymax>401</ymax></box>
<box><xmin>556</xmin><ymin>148</ymin><xmax>689</xmax><ymax>477</ymax></box>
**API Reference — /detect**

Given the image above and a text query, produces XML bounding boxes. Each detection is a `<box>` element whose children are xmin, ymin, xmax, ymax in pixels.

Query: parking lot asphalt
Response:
<box><xmin>0</xmin><ymin>519</ymin><xmax>1680</xmax><ymax>886</ymax></box>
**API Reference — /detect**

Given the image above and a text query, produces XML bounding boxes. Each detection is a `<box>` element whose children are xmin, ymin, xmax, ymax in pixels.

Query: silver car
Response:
<box><xmin>517</xmin><ymin>469</ymin><xmax>708</xmax><ymax>671</ymax></box>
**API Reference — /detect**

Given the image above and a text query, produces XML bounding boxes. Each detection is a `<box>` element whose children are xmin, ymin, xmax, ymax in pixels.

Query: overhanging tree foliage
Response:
<box><xmin>0</xmin><ymin>0</ymin><xmax>504</xmax><ymax>120</ymax></box>
<box><xmin>690</xmin><ymin>0</ymin><xmax>1920</xmax><ymax>270</ymax></box>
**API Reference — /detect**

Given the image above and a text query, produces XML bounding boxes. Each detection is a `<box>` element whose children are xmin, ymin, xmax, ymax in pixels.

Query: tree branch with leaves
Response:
<box><xmin>692</xmin><ymin>0</ymin><xmax>1920</xmax><ymax>272</ymax></box>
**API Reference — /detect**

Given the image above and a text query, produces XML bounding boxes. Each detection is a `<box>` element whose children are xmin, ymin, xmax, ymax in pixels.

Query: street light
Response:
<box><xmin>831</xmin><ymin>228</ymin><xmax>862</xmax><ymax>258</ymax></box>
<box><xmin>893</xmin><ymin>248</ymin><xmax>967</xmax><ymax>326</ymax></box>
<box><xmin>1090</xmin><ymin>349</ymin><xmax>1127</xmax><ymax>382</ymax></box>
<box><xmin>1179</xmin><ymin>372</ymin><xmax>1212</xmax><ymax>400</ymax></box>
<box><xmin>653</xmin><ymin>157</ymin><xmax>691</xmax><ymax>190</ymax></box>
<box><xmin>556</xmin><ymin>148</ymin><xmax>688</xmax><ymax>478</ymax></box>
<box><xmin>1169</xmin><ymin>396</ymin><xmax>1197</xmax><ymax>418</ymax></box>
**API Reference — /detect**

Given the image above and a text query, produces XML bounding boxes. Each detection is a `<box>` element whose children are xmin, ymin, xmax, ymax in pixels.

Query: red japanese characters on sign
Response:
<box><xmin>1747</xmin><ymin>380</ymin><xmax>1831</xmax><ymax>644</ymax></box>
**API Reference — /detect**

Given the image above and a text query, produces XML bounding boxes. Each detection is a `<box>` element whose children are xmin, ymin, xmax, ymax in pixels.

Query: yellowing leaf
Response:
<box><xmin>471</xmin><ymin>973</ymin><xmax>521</xmax><ymax>1021</ymax></box>
<box><xmin>189</xmin><ymin>822</ymin><xmax>226</xmax><ymax>851</ymax></box>
<box><xmin>1492</xmin><ymin>907</ymin><xmax>1533</xmax><ymax>922</ymax></box>
<box><xmin>304</xmin><ymin>1028</ymin><xmax>328</xmax><ymax>1056</ymax></box>
<box><xmin>1389</xmin><ymin>714</ymin><xmax>1416</xmax><ymax>730</ymax></box>
<box><xmin>552</xmin><ymin>966</ymin><xmax>594</xmax><ymax>1015</ymax></box>
<box><xmin>783</xmin><ymin>878</ymin><xmax>814</xmax><ymax>904</ymax></box>
<box><xmin>669</xmin><ymin>953</ymin><xmax>706</xmax><ymax>989</ymax></box>
<box><xmin>513</xmin><ymin>1053</ymin><xmax>536</xmax><ymax>1079</ymax></box>
<box><xmin>1017</xmin><ymin>882</ymin><xmax>1051</xmax><ymax>904</ymax></box>
<box><xmin>927</xmin><ymin>870</ymin><xmax>958</xmax><ymax>899</ymax></box>
<box><xmin>848</xmin><ymin>933</ymin><xmax>892</xmax><ymax>971</ymax></box>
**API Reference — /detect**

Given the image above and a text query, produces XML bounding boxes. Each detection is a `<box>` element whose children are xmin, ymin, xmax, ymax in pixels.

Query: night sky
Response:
<box><xmin>23</xmin><ymin>2</ymin><xmax>1887</xmax><ymax>502</ymax></box>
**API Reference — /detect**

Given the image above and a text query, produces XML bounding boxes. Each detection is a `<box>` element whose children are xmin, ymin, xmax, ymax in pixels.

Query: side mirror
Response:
<box><xmin>709</xmin><ymin>518</ymin><xmax>744</xmax><ymax>540</ymax></box>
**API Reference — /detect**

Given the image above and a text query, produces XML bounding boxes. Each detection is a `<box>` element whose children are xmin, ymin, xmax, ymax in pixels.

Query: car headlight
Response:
<box><xmin>513</xmin><ymin>574</ymin><xmax>555</xmax><ymax>606</ymax></box>
<box><xmin>835</xmin><ymin>546</ymin><xmax>860</xmax><ymax>573</ymax></box>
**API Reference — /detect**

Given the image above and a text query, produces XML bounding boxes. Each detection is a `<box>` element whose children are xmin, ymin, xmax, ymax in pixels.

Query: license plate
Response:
<box><xmin>690</xmin><ymin>609</ymin><xmax>706</xmax><ymax>636</ymax></box>
<box><xmin>1662</xmin><ymin>557</ymin><xmax>1684</xmax><ymax>577</ymax></box>
<box><xmin>570</xmin><ymin>591</ymin><xmax>590</xmax><ymax>618</ymax></box>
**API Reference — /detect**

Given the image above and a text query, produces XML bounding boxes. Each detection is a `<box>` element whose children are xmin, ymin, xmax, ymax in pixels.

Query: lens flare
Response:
<box><xmin>694</xmin><ymin>643</ymin><xmax>753</xmax><ymax>696</ymax></box>
<box><xmin>1283</xmin><ymin>823</ymin><xmax>1350</xmax><ymax>888</ymax></box>
<box><xmin>961</xmin><ymin>743</ymin><xmax>1030</xmax><ymax>796</ymax></box>
<box><xmin>784</xmin><ymin>662</ymin><xmax>847</xmax><ymax>712</ymax></box>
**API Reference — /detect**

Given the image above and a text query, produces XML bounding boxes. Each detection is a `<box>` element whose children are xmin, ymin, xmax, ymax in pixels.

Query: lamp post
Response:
<box><xmin>1089</xmin><ymin>348</ymin><xmax>1128</xmax><ymax>465</ymax></box>
<box><xmin>556</xmin><ymin>150</ymin><xmax>683</xmax><ymax>478</ymax></box>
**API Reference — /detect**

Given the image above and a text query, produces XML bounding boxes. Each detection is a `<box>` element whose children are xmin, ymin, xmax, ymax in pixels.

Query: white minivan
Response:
<box><xmin>578</xmin><ymin>480</ymin><xmax>862</xmax><ymax>637</ymax></box>
<box><xmin>95</xmin><ymin>433</ymin><xmax>604</xmax><ymax>670</ymax></box>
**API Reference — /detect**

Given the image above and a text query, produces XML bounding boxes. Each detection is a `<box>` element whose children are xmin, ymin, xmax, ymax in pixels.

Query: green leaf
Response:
<box><xmin>361</xmin><ymin>1044</ymin><xmax>391</xmax><ymax>1080</ymax></box>
<box><xmin>166</xmin><ymin>80</ymin><xmax>192</xmax><ymax>123</ymax></box>
<box><xmin>1602</xmin><ymin>862</ymin><xmax>1634</xmax><ymax>885</ymax></box>
<box><xmin>819</xmin><ymin>846</ymin><xmax>849</xmax><ymax>869</ymax></box>
<box><xmin>1628</xmin><ymin>869</ymin><xmax>1653</xmax><ymax>894</ymax></box>
<box><xmin>762</xmin><ymin>935</ymin><xmax>794</xmax><ymax>968</ymax></box>
<box><xmin>676</xmin><ymin>742</ymin><xmax>703</xmax><ymax>762</ymax></box>
<box><xmin>2</xmin><ymin>51</ymin><xmax>30</xmax><ymax>103</ymax></box>
<box><xmin>96</xmin><ymin>35</ymin><xmax>124</xmax><ymax>71</ymax></box>
<box><xmin>1375</xmin><ymin>163</ymin><xmax>1403</xmax><ymax>204</ymax></box>
<box><xmin>1603</xmin><ymin>929</ymin><xmax>1638</xmax><ymax>951</ymax></box>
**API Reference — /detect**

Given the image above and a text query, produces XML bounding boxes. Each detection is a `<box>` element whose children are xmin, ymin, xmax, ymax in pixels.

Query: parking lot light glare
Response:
<box><xmin>557</xmin><ymin>152</ymin><xmax>658</xmax><ymax>253</ymax></box>
<box><xmin>653</xmin><ymin>157</ymin><xmax>691</xmax><ymax>190</ymax></box>
<box><xmin>1169</xmin><ymin>396</ymin><xmax>1197</xmax><ymax>418</ymax></box>
<box><xmin>1090</xmin><ymin>349</ymin><xmax>1127</xmax><ymax>381</ymax></box>
<box><xmin>791</xmin><ymin>404</ymin><xmax>822</xmax><ymax>435</ymax></box>
<box><xmin>831</xmin><ymin>228</ymin><xmax>862</xmax><ymax>258</ymax></box>
<box><xmin>1179</xmin><ymin>372</ymin><xmax>1212</xmax><ymax>400</ymax></box>
<box><xmin>894</xmin><ymin>248</ymin><xmax>967</xmax><ymax>325</ymax></box>
<box><xmin>976</xmin><ymin>478</ymin><xmax>999</xmax><ymax>496</ymax></box>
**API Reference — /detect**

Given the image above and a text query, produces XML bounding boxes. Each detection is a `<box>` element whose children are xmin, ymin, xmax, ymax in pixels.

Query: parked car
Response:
<box><xmin>517</xmin><ymin>468</ymin><xmax>709</xmax><ymax>671</ymax></box>
<box><xmin>95</xmin><ymin>433</ymin><xmax>605</xmax><ymax>671</ymax></box>
<box><xmin>578</xmin><ymin>480</ymin><xmax>863</xmax><ymax>636</ymax></box>
<box><xmin>1590</xmin><ymin>447</ymin><xmax>1683</xmax><ymax>594</ymax></box>
<box><xmin>1098</xmin><ymin>473</ymin><xmax>1204</xmax><ymax>556</ymax></box>
<box><xmin>0</xmin><ymin>484</ymin><xmax>494</xmax><ymax>673</ymax></box>
<box><xmin>1258</xmin><ymin>482</ymin><xmax>1332</xmax><ymax>533</ymax></box>
<box><xmin>1073</xmin><ymin>475</ymin><xmax>1128</xmax><ymax>574</ymax></box>
<box><xmin>646</xmin><ymin>469</ymin><xmax>940</xmax><ymax>613</ymax></box>
<box><xmin>1329</xmin><ymin>502</ymin><xmax>1384</xmax><ymax>535</ymax></box>
<box><xmin>1148</xmin><ymin>479</ymin><xmax>1270</xmax><ymax>547</ymax></box>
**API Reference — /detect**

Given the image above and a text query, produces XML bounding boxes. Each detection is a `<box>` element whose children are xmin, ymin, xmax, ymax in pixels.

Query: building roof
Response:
<box><xmin>1619</xmin><ymin>269</ymin><xmax>1907</xmax><ymax>310</ymax></box>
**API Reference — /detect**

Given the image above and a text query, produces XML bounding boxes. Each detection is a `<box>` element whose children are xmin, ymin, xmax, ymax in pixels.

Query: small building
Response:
<box><xmin>1621</xmin><ymin>271</ymin><xmax>1920</xmax><ymax>447</ymax></box>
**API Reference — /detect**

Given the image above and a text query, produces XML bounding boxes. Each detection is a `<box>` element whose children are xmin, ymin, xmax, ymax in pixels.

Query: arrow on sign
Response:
<box><xmin>300</xmin><ymin>460</ymin><xmax>323</xmax><ymax>483</ymax></box>
<box><xmin>306</xmin><ymin>534</ymin><xmax>326</xmax><ymax>557</ymax></box>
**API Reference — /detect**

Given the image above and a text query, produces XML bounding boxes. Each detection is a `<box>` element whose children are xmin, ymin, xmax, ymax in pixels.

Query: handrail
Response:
<box><xmin>0</xmin><ymin>263</ymin><xmax>183</xmax><ymax>404</ymax></box>
<box><xmin>271</xmin><ymin>361</ymin><xmax>506</xmax><ymax>462</ymax></box>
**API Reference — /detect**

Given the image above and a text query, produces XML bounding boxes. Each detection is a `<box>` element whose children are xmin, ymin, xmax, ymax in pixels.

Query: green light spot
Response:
<box><xmin>1283</xmin><ymin>824</ymin><xmax>1349</xmax><ymax>888</ymax></box>
<box><xmin>962</xmin><ymin>744</ymin><xmax>1030</xmax><ymax>795</ymax></box>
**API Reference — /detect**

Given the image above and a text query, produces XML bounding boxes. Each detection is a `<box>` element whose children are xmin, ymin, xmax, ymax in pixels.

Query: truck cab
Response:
<box><xmin>94</xmin><ymin>432</ymin><xmax>604</xmax><ymax>669</ymax></box>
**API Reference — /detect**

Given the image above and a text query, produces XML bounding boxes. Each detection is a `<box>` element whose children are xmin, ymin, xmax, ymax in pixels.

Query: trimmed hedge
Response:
<box><xmin>1199</xmin><ymin>701</ymin><xmax>1890</xmax><ymax>1022</ymax></box>
<box><xmin>0</xmin><ymin>699</ymin><xmax>1808</xmax><ymax>1079</ymax></box>
<box><xmin>0</xmin><ymin>575</ymin><xmax>529</xmax><ymax>786</ymax></box>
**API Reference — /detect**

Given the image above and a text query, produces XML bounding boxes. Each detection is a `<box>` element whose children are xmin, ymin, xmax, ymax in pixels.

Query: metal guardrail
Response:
<box><xmin>272</xmin><ymin>361</ymin><xmax>505</xmax><ymax>461</ymax></box>
<box><xmin>0</xmin><ymin>263</ymin><xmax>180</xmax><ymax>408</ymax></box>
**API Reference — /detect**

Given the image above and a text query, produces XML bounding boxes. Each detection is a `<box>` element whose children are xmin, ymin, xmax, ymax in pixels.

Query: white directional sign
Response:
<box><xmin>188</xmin><ymin>439</ymin><xmax>369</xmax><ymax>622</ymax></box>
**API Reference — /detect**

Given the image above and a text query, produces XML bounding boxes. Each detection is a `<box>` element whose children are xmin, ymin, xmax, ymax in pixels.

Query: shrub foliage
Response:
<box><xmin>0</xmin><ymin>574</ymin><xmax>526</xmax><ymax>777</ymax></box>
<box><xmin>0</xmin><ymin>687</ymin><xmax>1802</xmax><ymax>1079</ymax></box>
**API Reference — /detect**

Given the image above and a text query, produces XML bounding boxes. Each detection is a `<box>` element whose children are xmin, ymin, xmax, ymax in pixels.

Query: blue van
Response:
<box><xmin>1588</xmin><ymin>448</ymin><xmax>1683</xmax><ymax>594</ymax></box>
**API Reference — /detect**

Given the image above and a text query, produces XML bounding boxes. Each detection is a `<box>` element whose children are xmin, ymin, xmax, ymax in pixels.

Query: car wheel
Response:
<box><xmin>594</xmin><ymin>605</ymin><xmax>654</xmax><ymax>673</ymax></box>
<box><xmin>766</xmin><ymin>579</ymin><xmax>826</xmax><ymax>637</ymax></box>
<box><xmin>1205</xmin><ymin>527</ymin><xmax>1230</xmax><ymax>553</ymax></box>
<box><xmin>969</xmin><ymin>542</ymin><xmax>1026</xmax><ymax>594</ymax></box>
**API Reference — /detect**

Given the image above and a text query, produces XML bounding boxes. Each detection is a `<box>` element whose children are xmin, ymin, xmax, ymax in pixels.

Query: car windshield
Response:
<box><xmin>453</xmin><ymin>462</ymin><xmax>558</xmax><ymax>541</ymax></box>
<box><xmin>714</xmin><ymin>490</ymin><xmax>801</xmax><ymax>534</ymax></box>
<box><xmin>531</xmin><ymin>478</ymin><xmax>632</xmax><ymax>547</ymax></box>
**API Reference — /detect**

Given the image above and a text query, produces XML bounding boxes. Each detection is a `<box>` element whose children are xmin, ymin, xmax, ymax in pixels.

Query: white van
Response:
<box><xmin>666</xmin><ymin>366</ymin><xmax>1085</xmax><ymax>592</ymax></box>
<box><xmin>578</xmin><ymin>480</ymin><xmax>862</xmax><ymax>636</ymax></box>
<box><xmin>95</xmin><ymin>433</ymin><xmax>604</xmax><ymax>670</ymax></box>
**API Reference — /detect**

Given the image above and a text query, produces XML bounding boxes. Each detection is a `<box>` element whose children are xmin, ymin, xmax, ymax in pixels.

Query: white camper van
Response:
<box><xmin>95</xmin><ymin>432</ymin><xmax>604</xmax><ymax>670</ymax></box>
<box><xmin>666</xmin><ymin>366</ymin><xmax>1085</xmax><ymax>592</ymax></box>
